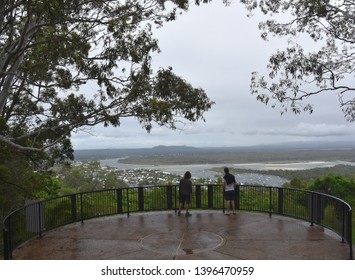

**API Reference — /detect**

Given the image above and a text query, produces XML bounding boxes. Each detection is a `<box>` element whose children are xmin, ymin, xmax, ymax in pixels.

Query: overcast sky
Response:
<box><xmin>72</xmin><ymin>1</ymin><xmax>355</xmax><ymax>150</ymax></box>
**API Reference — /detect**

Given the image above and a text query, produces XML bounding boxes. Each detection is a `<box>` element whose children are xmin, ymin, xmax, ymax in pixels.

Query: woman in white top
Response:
<box><xmin>223</xmin><ymin>167</ymin><xmax>236</xmax><ymax>215</ymax></box>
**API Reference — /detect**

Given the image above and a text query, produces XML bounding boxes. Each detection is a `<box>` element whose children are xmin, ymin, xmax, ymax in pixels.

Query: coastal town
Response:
<box><xmin>60</xmin><ymin>161</ymin><xmax>218</xmax><ymax>192</ymax></box>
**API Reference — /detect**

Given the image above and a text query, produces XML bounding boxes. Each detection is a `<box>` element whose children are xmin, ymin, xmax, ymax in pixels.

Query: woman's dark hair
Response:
<box><xmin>184</xmin><ymin>171</ymin><xmax>191</xmax><ymax>179</ymax></box>
<box><xmin>224</xmin><ymin>167</ymin><xmax>229</xmax><ymax>174</ymax></box>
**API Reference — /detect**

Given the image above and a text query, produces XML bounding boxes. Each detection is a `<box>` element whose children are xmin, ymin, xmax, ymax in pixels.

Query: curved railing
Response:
<box><xmin>3</xmin><ymin>184</ymin><xmax>353</xmax><ymax>259</ymax></box>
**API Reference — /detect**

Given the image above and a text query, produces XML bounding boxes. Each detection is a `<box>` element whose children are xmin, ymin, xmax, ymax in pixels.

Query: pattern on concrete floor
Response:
<box><xmin>138</xmin><ymin>229</ymin><xmax>225</xmax><ymax>256</ymax></box>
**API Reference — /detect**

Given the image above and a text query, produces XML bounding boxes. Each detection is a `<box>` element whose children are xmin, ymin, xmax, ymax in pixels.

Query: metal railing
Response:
<box><xmin>3</xmin><ymin>184</ymin><xmax>353</xmax><ymax>259</ymax></box>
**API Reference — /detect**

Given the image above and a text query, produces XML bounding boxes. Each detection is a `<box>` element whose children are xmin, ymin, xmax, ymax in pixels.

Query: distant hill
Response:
<box><xmin>151</xmin><ymin>145</ymin><xmax>199</xmax><ymax>152</ymax></box>
<box><xmin>74</xmin><ymin>145</ymin><xmax>199</xmax><ymax>161</ymax></box>
<box><xmin>73</xmin><ymin>141</ymin><xmax>355</xmax><ymax>162</ymax></box>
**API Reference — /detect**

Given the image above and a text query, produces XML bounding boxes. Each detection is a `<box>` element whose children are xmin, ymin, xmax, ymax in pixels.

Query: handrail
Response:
<box><xmin>2</xmin><ymin>184</ymin><xmax>353</xmax><ymax>259</ymax></box>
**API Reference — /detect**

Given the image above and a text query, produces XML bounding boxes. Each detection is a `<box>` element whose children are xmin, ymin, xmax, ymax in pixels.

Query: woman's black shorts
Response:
<box><xmin>224</xmin><ymin>190</ymin><xmax>235</xmax><ymax>201</ymax></box>
<box><xmin>180</xmin><ymin>194</ymin><xmax>191</xmax><ymax>204</ymax></box>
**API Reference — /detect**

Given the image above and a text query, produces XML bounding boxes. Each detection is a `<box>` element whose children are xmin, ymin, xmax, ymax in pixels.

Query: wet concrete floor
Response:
<box><xmin>11</xmin><ymin>210</ymin><xmax>351</xmax><ymax>260</ymax></box>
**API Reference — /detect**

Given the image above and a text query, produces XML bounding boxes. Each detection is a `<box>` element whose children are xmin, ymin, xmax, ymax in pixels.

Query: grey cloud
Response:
<box><xmin>246</xmin><ymin>123</ymin><xmax>355</xmax><ymax>138</ymax></box>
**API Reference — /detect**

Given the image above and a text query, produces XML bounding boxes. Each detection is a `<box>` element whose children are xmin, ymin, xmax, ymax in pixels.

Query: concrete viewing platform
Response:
<box><xmin>11</xmin><ymin>210</ymin><xmax>350</xmax><ymax>260</ymax></box>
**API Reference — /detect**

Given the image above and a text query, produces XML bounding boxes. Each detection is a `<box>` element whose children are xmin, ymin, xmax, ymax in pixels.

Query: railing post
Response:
<box><xmin>207</xmin><ymin>185</ymin><xmax>214</xmax><ymax>209</ymax></box>
<box><xmin>269</xmin><ymin>187</ymin><xmax>272</xmax><ymax>217</ymax></box>
<box><xmin>80</xmin><ymin>193</ymin><xmax>84</xmax><ymax>223</ymax></box>
<box><xmin>138</xmin><ymin>187</ymin><xmax>144</xmax><ymax>211</ymax></box>
<box><xmin>167</xmin><ymin>186</ymin><xmax>173</xmax><ymax>209</ymax></box>
<box><xmin>38</xmin><ymin>202</ymin><xmax>43</xmax><ymax>237</ymax></box>
<box><xmin>126</xmin><ymin>188</ymin><xmax>130</xmax><ymax>217</ymax></box>
<box><xmin>70</xmin><ymin>194</ymin><xmax>77</xmax><ymax>222</ymax></box>
<box><xmin>310</xmin><ymin>192</ymin><xmax>323</xmax><ymax>224</ymax></box>
<box><xmin>195</xmin><ymin>185</ymin><xmax>201</xmax><ymax>208</ymax></box>
<box><xmin>235</xmin><ymin>184</ymin><xmax>240</xmax><ymax>210</ymax></box>
<box><xmin>310</xmin><ymin>192</ymin><xmax>314</xmax><ymax>226</ymax></box>
<box><xmin>278</xmin><ymin>188</ymin><xmax>283</xmax><ymax>215</ymax></box>
<box><xmin>341</xmin><ymin>203</ymin><xmax>346</xmax><ymax>244</ymax></box>
<box><xmin>116</xmin><ymin>188</ymin><xmax>123</xmax><ymax>213</ymax></box>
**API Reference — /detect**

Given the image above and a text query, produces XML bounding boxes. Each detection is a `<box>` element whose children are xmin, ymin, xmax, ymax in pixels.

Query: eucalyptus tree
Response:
<box><xmin>241</xmin><ymin>0</ymin><xmax>355</xmax><ymax>121</ymax></box>
<box><xmin>0</xmin><ymin>0</ymin><xmax>214</xmax><ymax>159</ymax></box>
